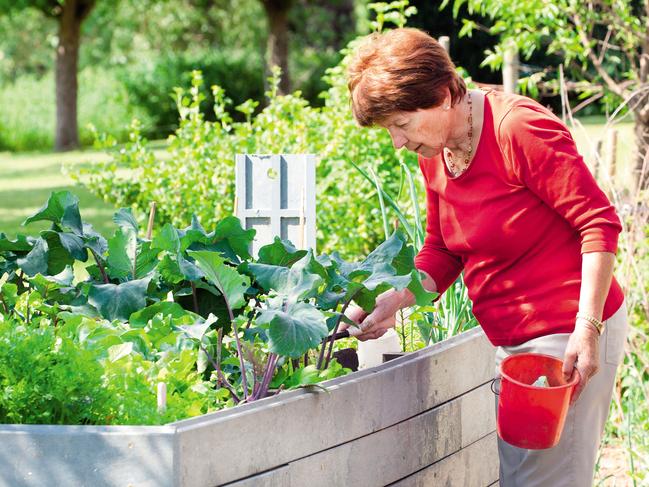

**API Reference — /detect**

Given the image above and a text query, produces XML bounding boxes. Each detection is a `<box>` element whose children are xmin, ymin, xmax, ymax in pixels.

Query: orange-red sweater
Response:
<box><xmin>415</xmin><ymin>90</ymin><xmax>624</xmax><ymax>346</ymax></box>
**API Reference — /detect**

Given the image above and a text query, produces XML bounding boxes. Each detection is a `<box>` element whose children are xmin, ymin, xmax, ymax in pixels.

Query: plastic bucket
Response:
<box><xmin>496</xmin><ymin>353</ymin><xmax>579</xmax><ymax>450</ymax></box>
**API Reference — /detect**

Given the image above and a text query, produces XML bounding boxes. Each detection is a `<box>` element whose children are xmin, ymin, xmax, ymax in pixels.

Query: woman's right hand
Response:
<box><xmin>341</xmin><ymin>289</ymin><xmax>408</xmax><ymax>341</ymax></box>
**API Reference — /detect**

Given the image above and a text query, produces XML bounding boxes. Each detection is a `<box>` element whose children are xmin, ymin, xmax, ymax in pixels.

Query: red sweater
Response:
<box><xmin>415</xmin><ymin>90</ymin><xmax>624</xmax><ymax>346</ymax></box>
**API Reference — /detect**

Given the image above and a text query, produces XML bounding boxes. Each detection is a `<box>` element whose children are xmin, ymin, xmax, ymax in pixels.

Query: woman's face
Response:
<box><xmin>379</xmin><ymin>105</ymin><xmax>451</xmax><ymax>158</ymax></box>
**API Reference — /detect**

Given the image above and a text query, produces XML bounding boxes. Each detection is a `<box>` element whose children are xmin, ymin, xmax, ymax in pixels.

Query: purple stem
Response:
<box><xmin>199</xmin><ymin>340</ymin><xmax>240</xmax><ymax>404</ymax></box>
<box><xmin>324</xmin><ymin>298</ymin><xmax>356</xmax><ymax>369</ymax></box>
<box><xmin>190</xmin><ymin>281</ymin><xmax>199</xmax><ymax>314</ymax></box>
<box><xmin>90</xmin><ymin>249</ymin><xmax>110</xmax><ymax>284</ymax></box>
<box><xmin>255</xmin><ymin>353</ymin><xmax>279</xmax><ymax>400</ymax></box>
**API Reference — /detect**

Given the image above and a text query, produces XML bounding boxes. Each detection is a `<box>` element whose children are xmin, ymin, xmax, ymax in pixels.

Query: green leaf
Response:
<box><xmin>257</xmin><ymin>237</ymin><xmax>308</xmax><ymax>266</ymax></box>
<box><xmin>88</xmin><ymin>277</ymin><xmax>151</xmax><ymax>321</ymax></box>
<box><xmin>152</xmin><ymin>223</ymin><xmax>181</xmax><ymax>253</ymax></box>
<box><xmin>407</xmin><ymin>269</ymin><xmax>437</xmax><ymax>307</ymax></box>
<box><xmin>41</xmin><ymin>231</ymin><xmax>75</xmax><ymax>275</ymax></box>
<box><xmin>29</xmin><ymin>266</ymin><xmax>74</xmax><ymax>293</ymax></box>
<box><xmin>16</xmin><ymin>238</ymin><xmax>49</xmax><ymax>277</ymax></box>
<box><xmin>107</xmin><ymin>228</ymin><xmax>137</xmax><ymax>280</ymax></box>
<box><xmin>179</xmin><ymin>216</ymin><xmax>210</xmax><ymax>251</ymax></box>
<box><xmin>113</xmin><ymin>208</ymin><xmax>139</xmax><ymax>235</ymax></box>
<box><xmin>23</xmin><ymin>191</ymin><xmax>83</xmax><ymax>235</ymax></box>
<box><xmin>108</xmin><ymin>342</ymin><xmax>134</xmax><ymax>362</ymax></box>
<box><xmin>243</xmin><ymin>251</ymin><xmax>323</xmax><ymax>304</ymax></box>
<box><xmin>82</xmin><ymin>223</ymin><xmax>108</xmax><ymax>257</ymax></box>
<box><xmin>258</xmin><ymin>302</ymin><xmax>328</xmax><ymax>358</ymax></box>
<box><xmin>187</xmin><ymin>250</ymin><xmax>250</xmax><ymax>310</ymax></box>
<box><xmin>283</xmin><ymin>365</ymin><xmax>322</xmax><ymax>388</ymax></box>
<box><xmin>129</xmin><ymin>301</ymin><xmax>190</xmax><ymax>327</ymax></box>
<box><xmin>134</xmin><ymin>241</ymin><xmax>160</xmax><ymax>279</ymax></box>
<box><xmin>211</xmin><ymin>216</ymin><xmax>255</xmax><ymax>261</ymax></box>
<box><xmin>175</xmin><ymin>314</ymin><xmax>218</xmax><ymax>341</ymax></box>
<box><xmin>0</xmin><ymin>233</ymin><xmax>32</xmax><ymax>252</ymax></box>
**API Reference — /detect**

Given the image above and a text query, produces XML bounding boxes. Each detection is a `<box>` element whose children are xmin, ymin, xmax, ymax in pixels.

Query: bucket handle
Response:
<box><xmin>490</xmin><ymin>377</ymin><xmax>501</xmax><ymax>395</ymax></box>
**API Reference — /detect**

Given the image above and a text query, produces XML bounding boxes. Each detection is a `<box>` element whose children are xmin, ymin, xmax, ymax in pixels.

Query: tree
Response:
<box><xmin>0</xmin><ymin>0</ymin><xmax>96</xmax><ymax>151</ymax></box>
<box><xmin>448</xmin><ymin>0</ymin><xmax>649</xmax><ymax>191</ymax></box>
<box><xmin>260</xmin><ymin>0</ymin><xmax>293</xmax><ymax>94</ymax></box>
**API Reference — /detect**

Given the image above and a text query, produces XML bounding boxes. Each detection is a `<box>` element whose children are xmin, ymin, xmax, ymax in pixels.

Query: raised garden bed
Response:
<box><xmin>0</xmin><ymin>327</ymin><xmax>497</xmax><ymax>487</ymax></box>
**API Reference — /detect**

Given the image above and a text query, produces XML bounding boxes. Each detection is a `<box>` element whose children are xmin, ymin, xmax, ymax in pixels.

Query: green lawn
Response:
<box><xmin>0</xmin><ymin>149</ymin><xmax>119</xmax><ymax>238</ymax></box>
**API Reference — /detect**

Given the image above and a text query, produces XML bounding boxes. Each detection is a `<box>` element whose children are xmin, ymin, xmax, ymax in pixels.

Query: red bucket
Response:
<box><xmin>496</xmin><ymin>353</ymin><xmax>579</xmax><ymax>450</ymax></box>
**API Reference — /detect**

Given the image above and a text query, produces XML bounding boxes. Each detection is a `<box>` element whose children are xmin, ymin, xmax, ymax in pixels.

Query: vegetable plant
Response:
<box><xmin>0</xmin><ymin>190</ymin><xmax>433</xmax><ymax>423</ymax></box>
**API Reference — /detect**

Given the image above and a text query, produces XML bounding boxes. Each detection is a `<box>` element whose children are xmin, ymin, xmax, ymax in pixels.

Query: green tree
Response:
<box><xmin>0</xmin><ymin>0</ymin><xmax>97</xmax><ymax>151</ymax></box>
<box><xmin>448</xmin><ymin>0</ymin><xmax>649</xmax><ymax>190</ymax></box>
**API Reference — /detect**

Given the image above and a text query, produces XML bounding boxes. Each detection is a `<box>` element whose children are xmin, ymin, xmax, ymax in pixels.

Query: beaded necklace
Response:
<box><xmin>443</xmin><ymin>91</ymin><xmax>473</xmax><ymax>178</ymax></box>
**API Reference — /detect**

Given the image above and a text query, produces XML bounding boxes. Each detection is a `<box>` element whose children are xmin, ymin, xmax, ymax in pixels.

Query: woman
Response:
<box><xmin>344</xmin><ymin>28</ymin><xmax>628</xmax><ymax>486</ymax></box>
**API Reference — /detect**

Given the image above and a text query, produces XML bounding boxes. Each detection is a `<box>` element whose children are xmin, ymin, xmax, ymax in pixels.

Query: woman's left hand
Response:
<box><xmin>562</xmin><ymin>321</ymin><xmax>600</xmax><ymax>403</ymax></box>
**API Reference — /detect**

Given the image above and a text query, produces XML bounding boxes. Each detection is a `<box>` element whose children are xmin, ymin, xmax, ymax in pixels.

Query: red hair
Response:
<box><xmin>347</xmin><ymin>28</ymin><xmax>466</xmax><ymax>126</ymax></box>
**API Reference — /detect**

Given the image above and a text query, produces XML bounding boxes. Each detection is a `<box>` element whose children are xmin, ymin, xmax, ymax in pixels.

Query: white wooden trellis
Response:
<box><xmin>235</xmin><ymin>154</ymin><xmax>316</xmax><ymax>256</ymax></box>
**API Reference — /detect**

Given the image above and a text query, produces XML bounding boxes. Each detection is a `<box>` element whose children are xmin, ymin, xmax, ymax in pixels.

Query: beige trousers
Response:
<box><xmin>495</xmin><ymin>302</ymin><xmax>628</xmax><ymax>487</ymax></box>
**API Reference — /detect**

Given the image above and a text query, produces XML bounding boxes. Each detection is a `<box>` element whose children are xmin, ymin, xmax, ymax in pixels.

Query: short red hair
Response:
<box><xmin>347</xmin><ymin>28</ymin><xmax>466</xmax><ymax>126</ymax></box>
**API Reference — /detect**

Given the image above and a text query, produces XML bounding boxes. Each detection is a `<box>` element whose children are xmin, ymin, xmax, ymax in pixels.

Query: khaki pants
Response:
<box><xmin>495</xmin><ymin>302</ymin><xmax>628</xmax><ymax>487</ymax></box>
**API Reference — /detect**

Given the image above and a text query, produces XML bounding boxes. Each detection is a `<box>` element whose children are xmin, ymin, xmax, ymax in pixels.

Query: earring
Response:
<box><xmin>444</xmin><ymin>104</ymin><xmax>450</xmax><ymax>110</ymax></box>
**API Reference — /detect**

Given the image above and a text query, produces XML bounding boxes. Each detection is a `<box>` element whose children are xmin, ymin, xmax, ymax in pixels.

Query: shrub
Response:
<box><xmin>117</xmin><ymin>49</ymin><xmax>266</xmax><ymax>139</ymax></box>
<box><xmin>82</xmin><ymin>58</ymin><xmax>421</xmax><ymax>260</ymax></box>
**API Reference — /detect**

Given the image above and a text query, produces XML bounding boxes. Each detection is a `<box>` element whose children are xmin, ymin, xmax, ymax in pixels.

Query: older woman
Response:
<box><xmin>344</xmin><ymin>28</ymin><xmax>628</xmax><ymax>486</ymax></box>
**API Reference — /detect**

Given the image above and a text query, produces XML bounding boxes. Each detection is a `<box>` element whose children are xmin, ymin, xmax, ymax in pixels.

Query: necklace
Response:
<box><xmin>443</xmin><ymin>91</ymin><xmax>473</xmax><ymax>177</ymax></box>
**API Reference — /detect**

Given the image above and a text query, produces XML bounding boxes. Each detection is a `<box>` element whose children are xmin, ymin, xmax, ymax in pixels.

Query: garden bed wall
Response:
<box><xmin>0</xmin><ymin>327</ymin><xmax>498</xmax><ymax>487</ymax></box>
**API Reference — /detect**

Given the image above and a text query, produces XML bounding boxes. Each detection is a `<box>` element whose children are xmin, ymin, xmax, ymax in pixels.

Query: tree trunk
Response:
<box><xmin>54</xmin><ymin>0</ymin><xmax>95</xmax><ymax>151</ymax></box>
<box><xmin>261</xmin><ymin>0</ymin><xmax>293</xmax><ymax>95</ymax></box>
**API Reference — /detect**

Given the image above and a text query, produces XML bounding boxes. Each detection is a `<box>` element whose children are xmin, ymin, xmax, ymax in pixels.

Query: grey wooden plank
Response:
<box><xmin>461</xmin><ymin>383</ymin><xmax>497</xmax><ymax>448</ymax></box>
<box><xmin>176</xmin><ymin>328</ymin><xmax>495</xmax><ymax>486</ymax></box>
<box><xmin>223</xmin><ymin>466</ymin><xmax>290</xmax><ymax>487</ymax></box>
<box><xmin>0</xmin><ymin>426</ymin><xmax>176</xmax><ymax>487</ymax></box>
<box><xmin>390</xmin><ymin>432</ymin><xmax>499</xmax><ymax>487</ymax></box>
<box><xmin>225</xmin><ymin>383</ymin><xmax>496</xmax><ymax>487</ymax></box>
<box><xmin>284</xmin><ymin>395</ymin><xmax>461</xmax><ymax>487</ymax></box>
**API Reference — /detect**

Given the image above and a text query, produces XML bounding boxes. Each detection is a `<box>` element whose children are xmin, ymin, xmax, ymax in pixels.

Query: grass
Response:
<box><xmin>0</xmin><ymin>149</ymin><xmax>119</xmax><ymax>237</ymax></box>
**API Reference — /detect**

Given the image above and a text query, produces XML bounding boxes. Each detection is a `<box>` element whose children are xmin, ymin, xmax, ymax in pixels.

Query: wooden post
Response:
<box><xmin>503</xmin><ymin>47</ymin><xmax>519</xmax><ymax>94</ymax></box>
<box><xmin>593</xmin><ymin>139</ymin><xmax>603</xmax><ymax>180</ymax></box>
<box><xmin>438</xmin><ymin>36</ymin><xmax>450</xmax><ymax>53</ymax></box>
<box><xmin>157</xmin><ymin>382</ymin><xmax>167</xmax><ymax>413</ymax></box>
<box><xmin>607</xmin><ymin>129</ymin><xmax>618</xmax><ymax>183</ymax></box>
<box><xmin>146</xmin><ymin>202</ymin><xmax>156</xmax><ymax>240</ymax></box>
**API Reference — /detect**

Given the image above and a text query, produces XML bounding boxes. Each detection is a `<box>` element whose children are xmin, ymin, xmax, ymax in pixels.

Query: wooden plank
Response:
<box><xmin>461</xmin><ymin>383</ymin><xmax>496</xmax><ymax>447</ymax></box>
<box><xmin>176</xmin><ymin>328</ymin><xmax>495</xmax><ymax>486</ymax></box>
<box><xmin>225</xmin><ymin>383</ymin><xmax>496</xmax><ymax>487</ymax></box>
<box><xmin>0</xmin><ymin>425</ymin><xmax>176</xmax><ymax>487</ymax></box>
<box><xmin>222</xmin><ymin>466</ymin><xmax>290</xmax><ymax>487</ymax></box>
<box><xmin>283</xmin><ymin>395</ymin><xmax>460</xmax><ymax>487</ymax></box>
<box><xmin>389</xmin><ymin>432</ymin><xmax>499</xmax><ymax>487</ymax></box>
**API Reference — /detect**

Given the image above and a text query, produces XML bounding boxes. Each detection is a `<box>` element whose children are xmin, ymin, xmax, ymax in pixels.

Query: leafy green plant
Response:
<box><xmin>0</xmin><ymin>190</ymin><xmax>432</xmax><ymax>421</ymax></box>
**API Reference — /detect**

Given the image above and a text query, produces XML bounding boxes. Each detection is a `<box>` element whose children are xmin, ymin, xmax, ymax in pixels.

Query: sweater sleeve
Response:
<box><xmin>414</xmin><ymin>162</ymin><xmax>464</xmax><ymax>294</ymax></box>
<box><xmin>498</xmin><ymin>103</ymin><xmax>622</xmax><ymax>254</ymax></box>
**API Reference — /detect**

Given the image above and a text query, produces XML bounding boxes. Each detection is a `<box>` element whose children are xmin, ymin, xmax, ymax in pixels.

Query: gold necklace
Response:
<box><xmin>444</xmin><ymin>91</ymin><xmax>473</xmax><ymax>177</ymax></box>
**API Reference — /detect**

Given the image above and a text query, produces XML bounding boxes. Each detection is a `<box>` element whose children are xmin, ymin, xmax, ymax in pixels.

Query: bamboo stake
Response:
<box><xmin>157</xmin><ymin>382</ymin><xmax>167</xmax><ymax>413</ymax></box>
<box><xmin>146</xmin><ymin>202</ymin><xmax>156</xmax><ymax>240</ymax></box>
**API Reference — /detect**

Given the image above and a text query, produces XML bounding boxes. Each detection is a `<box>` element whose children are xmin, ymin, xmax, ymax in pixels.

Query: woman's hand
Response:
<box><xmin>562</xmin><ymin>320</ymin><xmax>601</xmax><ymax>403</ymax></box>
<box><xmin>340</xmin><ymin>289</ymin><xmax>407</xmax><ymax>341</ymax></box>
